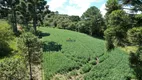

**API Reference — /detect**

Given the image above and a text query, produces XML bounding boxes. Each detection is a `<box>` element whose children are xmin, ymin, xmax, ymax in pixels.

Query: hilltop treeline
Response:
<box><xmin>43</xmin><ymin>6</ymin><xmax>105</xmax><ymax>38</ymax></box>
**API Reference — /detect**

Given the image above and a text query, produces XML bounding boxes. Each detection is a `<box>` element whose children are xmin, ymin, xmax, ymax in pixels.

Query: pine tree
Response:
<box><xmin>27</xmin><ymin>0</ymin><xmax>47</xmax><ymax>33</ymax></box>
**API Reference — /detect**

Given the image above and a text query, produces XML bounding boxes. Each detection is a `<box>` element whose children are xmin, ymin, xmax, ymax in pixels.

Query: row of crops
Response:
<box><xmin>84</xmin><ymin>49</ymin><xmax>134</xmax><ymax>80</ymax></box>
<box><xmin>39</xmin><ymin>27</ymin><xmax>135</xmax><ymax>80</ymax></box>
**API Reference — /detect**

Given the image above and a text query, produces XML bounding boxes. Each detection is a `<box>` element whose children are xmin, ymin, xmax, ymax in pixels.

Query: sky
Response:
<box><xmin>46</xmin><ymin>0</ymin><xmax>107</xmax><ymax>16</ymax></box>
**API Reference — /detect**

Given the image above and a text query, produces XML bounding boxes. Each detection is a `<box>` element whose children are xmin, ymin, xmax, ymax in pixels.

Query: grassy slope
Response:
<box><xmin>0</xmin><ymin>20</ymin><xmax>17</xmax><ymax>50</ymax></box>
<box><xmin>0</xmin><ymin>20</ymin><xmax>18</xmax><ymax>62</ymax></box>
<box><xmin>39</xmin><ymin>27</ymin><xmax>134</xmax><ymax>80</ymax></box>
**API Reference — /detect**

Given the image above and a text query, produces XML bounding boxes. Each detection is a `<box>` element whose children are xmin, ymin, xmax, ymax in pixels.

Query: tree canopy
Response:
<box><xmin>119</xmin><ymin>0</ymin><xmax>142</xmax><ymax>12</ymax></box>
<box><xmin>81</xmin><ymin>6</ymin><xmax>105</xmax><ymax>36</ymax></box>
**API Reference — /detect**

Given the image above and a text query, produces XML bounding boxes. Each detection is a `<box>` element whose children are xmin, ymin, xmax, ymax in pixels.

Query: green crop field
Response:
<box><xmin>39</xmin><ymin>27</ymin><xmax>134</xmax><ymax>80</ymax></box>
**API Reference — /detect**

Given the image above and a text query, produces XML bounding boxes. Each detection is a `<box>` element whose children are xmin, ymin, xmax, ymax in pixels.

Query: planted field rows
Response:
<box><xmin>39</xmin><ymin>27</ymin><xmax>134</xmax><ymax>80</ymax></box>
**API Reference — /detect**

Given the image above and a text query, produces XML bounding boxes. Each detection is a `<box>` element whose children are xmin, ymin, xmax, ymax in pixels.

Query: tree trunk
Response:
<box><xmin>90</xmin><ymin>28</ymin><xmax>93</xmax><ymax>36</ymax></box>
<box><xmin>12</xmin><ymin>9</ymin><xmax>17</xmax><ymax>33</ymax></box>
<box><xmin>33</xmin><ymin>6</ymin><xmax>37</xmax><ymax>33</ymax></box>
<box><xmin>33</xmin><ymin>18</ymin><xmax>37</xmax><ymax>33</ymax></box>
<box><xmin>25</xmin><ymin>19</ymin><xmax>29</xmax><ymax>30</ymax></box>
<box><xmin>28</xmin><ymin>43</ymin><xmax>33</xmax><ymax>80</ymax></box>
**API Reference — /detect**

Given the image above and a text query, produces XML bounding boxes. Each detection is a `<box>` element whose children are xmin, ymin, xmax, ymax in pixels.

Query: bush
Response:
<box><xmin>17</xmin><ymin>32</ymin><xmax>43</xmax><ymax>64</ymax></box>
<box><xmin>137</xmin><ymin>47</ymin><xmax>142</xmax><ymax>62</ymax></box>
<box><xmin>89</xmin><ymin>60</ymin><xmax>97</xmax><ymax>65</ymax></box>
<box><xmin>0</xmin><ymin>57</ymin><xmax>28</xmax><ymax>80</ymax></box>
<box><xmin>0</xmin><ymin>41</ymin><xmax>12</xmax><ymax>58</ymax></box>
<box><xmin>29</xmin><ymin>27</ymin><xmax>42</xmax><ymax>38</ymax></box>
<box><xmin>44</xmin><ymin>21</ymin><xmax>50</xmax><ymax>27</ymax></box>
<box><xmin>67</xmin><ymin>22</ymin><xmax>77</xmax><ymax>31</ymax></box>
<box><xmin>70</xmin><ymin>70</ymin><xmax>78</xmax><ymax>76</ymax></box>
<box><xmin>127</xmin><ymin>27</ymin><xmax>142</xmax><ymax>46</ymax></box>
<box><xmin>0</xmin><ymin>20</ymin><xmax>13</xmax><ymax>57</ymax></box>
<box><xmin>36</xmin><ymin>30</ymin><xmax>42</xmax><ymax>38</ymax></box>
<box><xmin>80</xmin><ymin>64</ymin><xmax>91</xmax><ymax>73</ymax></box>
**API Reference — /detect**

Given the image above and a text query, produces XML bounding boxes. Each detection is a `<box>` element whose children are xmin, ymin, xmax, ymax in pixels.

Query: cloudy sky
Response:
<box><xmin>46</xmin><ymin>0</ymin><xmax>107</xmax><ymax>16</ymax></box>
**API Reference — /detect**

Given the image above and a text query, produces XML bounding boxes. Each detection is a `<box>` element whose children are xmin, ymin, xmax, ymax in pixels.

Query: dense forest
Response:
<box><xmin>0</xmin><ymin>0</ymin><xmax>142</xmax><ymax>80</ymax></box>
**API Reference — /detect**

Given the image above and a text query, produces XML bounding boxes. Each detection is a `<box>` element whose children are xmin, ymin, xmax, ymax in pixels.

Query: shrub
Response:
<box><xmin>0</xmin><ymin>20</ymin><xmax>13</xmax><ymax>57</ymax></box>
<box><xmin>0</xmin><ymin>57</ymin><xmax>28</xmax><ymax>79</ymax></box>
<box><xmin>17</xmin><ymin>32</ymin><xmax>43</xmax><ymax>64</ymax></box>
<box><xmin>80</xmin><ymin>64</ymin><xmax>91</xmax><ymax>73</ymax></box>
<box><xmin>127</xmin><ymin>27</ymin><xmax>142</xmax><ymax>46</ymax></box>
<box><xmin>0</xmin><ymin>41</ymin><xmax>12</xmax><ymax>58</ymax></box>
<box><xmin>70</xmin><ymin>70</ymin><xmax>78</xmax><ymax>76</ymax></box>
<box><xmin>89</xmin><ymin>60</ymin><xmax>97</xmax><ymax>65</ymax></box>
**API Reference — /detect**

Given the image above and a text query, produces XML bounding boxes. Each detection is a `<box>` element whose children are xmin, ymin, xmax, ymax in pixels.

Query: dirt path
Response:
<box><xmin>32</xmin><ymin>64</ymin><xmax>42</xmax><ymax>80</ymax></box>
<box><xmin>51</xmin><ymin>69</ymin><xmax>85</xmax><ymax>80</ymax></box>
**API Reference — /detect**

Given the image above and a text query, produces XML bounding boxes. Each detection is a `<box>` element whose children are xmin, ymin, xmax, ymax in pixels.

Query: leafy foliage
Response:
<box><xmin>0</xmin><ymin>57</ymin><xmax>28</xmax><ymax>80</ymax></box>
<box><xmin>105</xmin><ymin>0</ymin><xmax>122</xmax><ymax>15</ymax></box>
<box><xmin>107</xmin><ymin>10</ymin><xmax>130</xmax><ymax>28</ymax></box>
<box><xmin>80</xmin><ymin>64</ymin><xmax>92</xmax><ymax>73</ymax></box>
<box><xmin>133</xmin><ymin>14</ymin><xmax>142</xmax><ymax>27</ymax></box>
<box><xmin>104</xmin><ymin>10</ymin><xmax>130</xmax><ymax>50</ymax></box>
<box><xmin>17</xmin><ymin>32</ymin><xmax>43</xmax><ymax>79</ymax></box>
<box><xmin>0</xmin><ymin>0</ymin><xmax>20</xmax><ymax>33</ymax></box>
<box><xmin>0</xmin><ymin>0</ymin><xmax>47</xmax><ymax>33</ymax></box>
<box><xmin>27</xmin><ymin>0</ymin><xmax>47</xmax><ymax>32</ymax></box>
<box><xmin>127</xmin><ymin>27</ymin><xmax>142</xmax><ymax>46</ymax></box>
<box><xmin>129</xmin><ymin>46</ymin><xmax>142</xmax><ymax>80</ymax></box>
<box><xmin>43</xmin><ymin>6</ymin><xmax>105</xmax><ymax>38</ymax></box>
<box><xmin>16</xmin><ymin>0</ymin><xmax>32</xmax><ymax>28</ymax></box>
<box><xmin>44</xmin><ymin>14</ymin><xmax>78</xmax><ymax>31</ymax></box>
<box><xmin>119</xmin><ymin>0</ymin><xmax>142</xmax><ymax>12</ymax></box>
<box><xmin>81</xmin><ymin>6</ymin><xmax>105</xmax><ymax>36</ymax></box>
<box><xmin>69</xmin><ymin>15</ymin><xmax>80</xmax><ymax>22</ymax></box>
<box><xmin>0</xmin><ymin>20</ymin><xmax>13</xmax><ymax>57</ymax></box>
<box><xmin>105</xmin><ymin>0</ymin><xmax>122</xmax><ymax>26</ymax></box>
<box><xmin>77</xmin><ymin>20</ymin><xmax>90</xmax><ymax>34</ymax></box>
<box><xmin>17</xmin><ymin>32</ymin><xmax>43</xmax><ymax>64</ymax></box>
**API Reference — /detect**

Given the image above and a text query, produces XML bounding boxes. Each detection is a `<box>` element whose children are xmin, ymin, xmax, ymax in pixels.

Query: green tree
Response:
<box><xmin>77</xmin><ymin>20</ymin><xmax>90</xmax><ymax>34</ymax></box>
<box><xmin>127</xmin><ymin>27</ymin><xmax>142</xmax><ymax>46</ymax></box>
<box><xmin>16</xmin><ymin>0</ymin><xmax>32</xmax><ymax>29</ymax></box>
<box><xmin>104</xmin><ymin>10</ymin><xmax>130</xmax><ymax>50</ymax></box>
<box><xmin>105</xmin><ymin>0</ymin><xmax>122</xmax><ymax>26</ymax></box>
<box><xmin>81</xmin><ymin>6</ymin><xmax>104</xmax><ymax>36</ymax></box>
<box><xmin>68</xmin><ymin>22</ymin><xmax>77</xmax><ymax>31</ymax></box>
<box><xmin>128</xmin><ymin>27</ymin><xmax>142</xmax><ymax>80</ymax></box>
<box><xmin>105</xmin><ymin>0</ymin><xmax>122</xmax><ymax>15</ymax></box>
<box><xmin>0</xmin><ymin>0</ymin><xmax>20</xmax><ymax>33</ymax></box>
<box><xmin>107</xmin><ymin>10</ymin><xmax>130</xmax><ymax>28</ymax></box>
<box><xmin>57</xmin><ymin>17</ymin><xmax>71</xmax><ymax>29</ymax></box>
<box><xmin>69</xmin><ymin>15</ymin><xmax>80</xmax><ymax>22</ymax></box>
<box><xmin>119</xmin><ymin>0</ymin><xmax>142</xmax><ymax>12</ymax></box>
<box><xmin>43</xmin><ymin>5</ymin><xmax>51</xmax><ymax>17</ymax></box>
<box><xmin>17</xmin><ymin>32</ymin><xmax>43</xmax><ymax>80</ymax></box>
<box><xmin>0</xmin><ymin>1</ymin><xmax>9</xmax><ymax>18</ymax></box>
<box><xmin>133</xmin><ymin>14</ymin><xmax>142</xmax><ymax>27</ymax></box>
<box><xmin>27</xmin><ymin>0</ymin><xmax>47</xmax><ymax>33</ymax></box>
